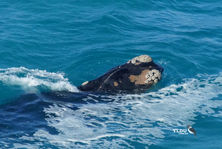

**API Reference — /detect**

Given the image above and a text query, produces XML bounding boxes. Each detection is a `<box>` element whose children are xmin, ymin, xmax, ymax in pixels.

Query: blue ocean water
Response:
<box><xmin>0</xmin><ymin>0</ymin><xmax>222</xmax><ymax>148</ymax></box>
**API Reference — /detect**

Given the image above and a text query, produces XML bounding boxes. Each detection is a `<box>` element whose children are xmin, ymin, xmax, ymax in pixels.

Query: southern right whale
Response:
<box><xmin>78</xmin><ymin>55</ymin><xmax>163</xmax><ymax>94</ymax></box>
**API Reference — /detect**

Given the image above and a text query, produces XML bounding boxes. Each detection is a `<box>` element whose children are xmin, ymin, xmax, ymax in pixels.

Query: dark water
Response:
<box><xmin>0</xmin><ymin>0</ymin><xmax>222</xmax><ymax>148</ymax></box>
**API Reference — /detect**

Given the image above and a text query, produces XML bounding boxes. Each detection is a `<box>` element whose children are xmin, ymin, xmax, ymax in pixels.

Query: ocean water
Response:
<box><xmin>0</xmin><ymin>0</ymin><xmax>222</xmax><ymax>148</ymax></box>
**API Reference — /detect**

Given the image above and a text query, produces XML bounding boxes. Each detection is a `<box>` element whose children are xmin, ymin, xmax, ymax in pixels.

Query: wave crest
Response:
<box><xmin>0</xmin><ymin>67</ymin><xmax>78</xmax><ymax>92</ymax></box>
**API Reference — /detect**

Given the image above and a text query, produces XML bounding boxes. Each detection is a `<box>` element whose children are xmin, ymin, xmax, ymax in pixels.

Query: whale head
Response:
<box><xmin>78</xmin><ymin>55</ymin><xmax>163</xmax><ymax>93</ymax></box>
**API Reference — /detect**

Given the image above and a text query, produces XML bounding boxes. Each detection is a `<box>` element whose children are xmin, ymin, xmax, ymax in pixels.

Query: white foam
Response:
<box><xmin>17</xmin><ymin>73</ymin><xmax>222</xmax><ymax>148</ymax></box>
<box><xmin>0</xmin><ymin>67</ymin><xmax>78</xmax><ymax>93</ymax></box>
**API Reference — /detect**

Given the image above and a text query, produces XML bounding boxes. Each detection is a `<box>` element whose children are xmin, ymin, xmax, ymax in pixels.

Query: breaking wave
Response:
<box><xmin>0</xmin><ymin>67</ymin><xmax>78</xmax><ymax>93</ymax></box>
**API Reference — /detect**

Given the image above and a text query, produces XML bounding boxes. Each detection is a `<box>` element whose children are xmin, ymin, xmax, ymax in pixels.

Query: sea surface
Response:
<box><xmin>0</xmin><ymin>0</ymin><xmax>222</xmax><ymax>148</ymax></box>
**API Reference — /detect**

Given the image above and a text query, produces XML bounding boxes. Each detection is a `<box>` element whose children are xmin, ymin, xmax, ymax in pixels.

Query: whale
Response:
<box><xmin>0</xmin><ymin>55</ymin><xmax>164</xmax><ymax>115</ymax></box>
<box><xmin>78</xmin><ymin>55</ymin><xmax>163</xmax><ymax>93</ymax></box>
